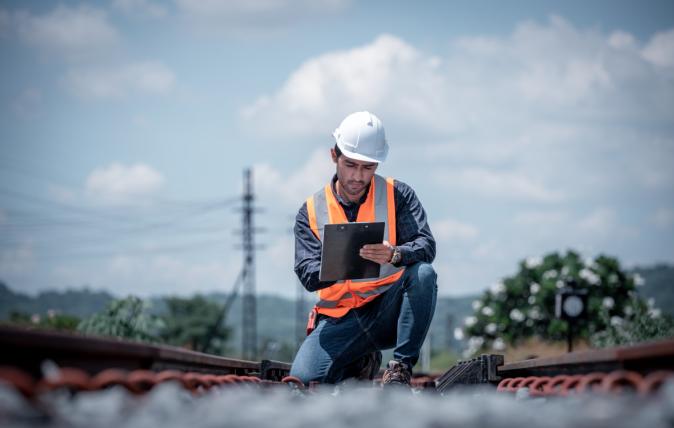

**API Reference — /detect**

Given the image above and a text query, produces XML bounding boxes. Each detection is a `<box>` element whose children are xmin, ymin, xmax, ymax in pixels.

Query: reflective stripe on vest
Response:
<box><xmin>306</xmin><ymin>174</ymin><xmax>405</xmax><ymax>318</ymax></box>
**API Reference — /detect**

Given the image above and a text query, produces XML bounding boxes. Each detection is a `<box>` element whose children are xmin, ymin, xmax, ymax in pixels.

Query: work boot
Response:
<box><xmin>382</xmin><ymin>360</ymin><xmax>411</xmax><ymax>387</ymax></box>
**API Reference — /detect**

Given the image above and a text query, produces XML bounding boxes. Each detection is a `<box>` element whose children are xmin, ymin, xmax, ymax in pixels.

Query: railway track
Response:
<box><xmin>1</xmin><ymin>325</ymin><xmax>672</xmax><ymax>397</ymax></box>
<box><xmin>0</xmin><ymin>325</ymin><xmax>291</xmax><ymax>397</ymax></box>
<box><xmin>435</xmin><ymin>337</ymin><xmax>674</xmax><ymax>396</ymax></box>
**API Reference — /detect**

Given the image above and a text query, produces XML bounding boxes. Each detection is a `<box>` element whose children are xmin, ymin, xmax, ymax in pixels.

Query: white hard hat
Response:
<box><xmin>333</xmin><ymin>111</ymin><xmax>389</xmax><ymax>163</ymax></box>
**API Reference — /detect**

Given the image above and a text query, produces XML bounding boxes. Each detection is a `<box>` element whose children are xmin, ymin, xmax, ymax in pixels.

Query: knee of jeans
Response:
<box><xmin>403</xmin><ymin>263</ymin><xmax>437</xmax><ymax>300</ymax></box>
<box><xmin>410</xmin><ymin>262</ymin><xmax>437</xmax><ymax>287</ymax></box>
<box><xmin>289</xmin><ymin>365</ymin><xmax>315</xmax><ymax>385</ymax></box>
<box><xmin>289</xmin><ymin>362</ymin><xmax>332</xmax><ymax>385</ymax></box>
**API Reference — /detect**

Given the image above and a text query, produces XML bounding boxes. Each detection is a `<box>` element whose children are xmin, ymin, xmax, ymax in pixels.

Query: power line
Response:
<box><xmin>31</xmin><ymin>236</ymin><xmax>234</xmax><ymax>261</ymax></box>
<box><xmin>200</xmin><ymin>269</ymin><xmax>244</xmax><ymax>353</ymax></box>
<box><xmin>0</xmin><ymin>188</ymin><xmax>239</xmax><ymax>248</ymax></box>
<box><xmin>0</xmin><ymin>186</ymin><xmax>239</xmax><ymax>223</ymax></box>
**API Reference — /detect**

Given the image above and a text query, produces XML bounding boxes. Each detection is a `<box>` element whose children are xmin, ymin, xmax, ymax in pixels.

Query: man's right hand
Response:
<box><xmin>359</xmin><ymin>241</ymin><xmax>395</xmax><ymax>265</ymax></box>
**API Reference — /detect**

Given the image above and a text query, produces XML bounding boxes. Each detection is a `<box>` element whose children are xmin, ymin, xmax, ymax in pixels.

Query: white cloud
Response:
<box><xmin>434</xmin><ymin>168</ymin><xmax>564</xmax><ymax>203</ymax></box>
<box><xmin>254</xmin><ymin>149</ymin><xmax>334</xmax><ymax>209</ymax></box>
<box><xmin>642</xmin><ymin>28</ymin><xmax>674</xmax><ymax>68</ymax></box>
<box><xmin>242</xmin><ymin>34</ymin><xmax>448</xmax><ymax>138</ymax></box>
<box><xmin>241</xmin><ymin>19</ymin><xmax>674</xmax><ymax>212</ymax></box>
<box><xmin>243</xmin><ymin>18</ymin><xmax>673</xmax><ymax>140</ymax></box>
<box><xmin>13</xmin><ymin>5</ymin><xmax>119</xmax><ymax>60</ymax></box>
<box><xmin>85</xmin><ymin>163</ymin><xmax>165</xmax><ymax>204</ymax></box>
<box><xmin>65</xmin><ymin>61</ymin><xmax>175</xmax><ymax>99</ymax></box>
<box><xmin>176</xmin><ymin>0</ymin><xmax>349</xmax><ymax>35</ymax></box>
<box><xmin>433</xmin><ymin>217</ymin><xmax>479</xmax><ymax>241</ymax></box>
<box><xmin>652</xmin><ymin>208</ymin><xmax>674</xmax><ymax>229</ymax></box>
<box><xmin>608</xmin><ymin>30</ymin><xmax>637</xmax><ymax>50</ymax></box>
<box><xmin>112</xmin><ymin>0</ymin><xmax>168</xmax><ymax>19</ymax></box>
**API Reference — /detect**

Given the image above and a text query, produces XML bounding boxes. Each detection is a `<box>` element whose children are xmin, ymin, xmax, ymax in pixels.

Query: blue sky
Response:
<box><xmin>1</xmin><ymin>0</ymin><xmax>673</xmax><ymax>299</ymax></box>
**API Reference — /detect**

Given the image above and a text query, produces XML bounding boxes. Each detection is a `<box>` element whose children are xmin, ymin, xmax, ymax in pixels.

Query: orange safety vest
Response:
<box><xmin>306</xmin><ymin>174</ymin><xmax>405</xmax><ymax>318</ymax></box>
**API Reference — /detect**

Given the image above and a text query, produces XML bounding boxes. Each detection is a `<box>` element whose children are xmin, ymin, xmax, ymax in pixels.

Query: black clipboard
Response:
<box><xmin>319</xmin><ymin>222</ymin><xmax>385</xmax><ymax>282</ymax></box>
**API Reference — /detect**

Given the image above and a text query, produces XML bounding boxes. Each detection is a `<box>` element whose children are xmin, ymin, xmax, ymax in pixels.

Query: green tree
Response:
<box><xmin>461</xmin><ymin>250</ymin><xmax>666</xmax><ymax>355</ymax></box>
<box><xmin>7</xmin><ymin>311</ymin><xmax>32</xmax><ymax>324</ymax></box>
<box><xmin>160</xmin><ymin>295</ymin><xmax>229</xmax><ymax>354</ymax></box>
<box><xmin>6</xmin><ymin>310</ymin><xmax>80</xmax><ymax>331</ymax></box>
<box><xmin>77</xmin><ymin>296</ymin><xmax>163</xmax><ymax>342</ymax></box>
<box><xmin>41</xmin><ymin>312</ymin><xmax>81</xmax><ymax>330</ymax></box>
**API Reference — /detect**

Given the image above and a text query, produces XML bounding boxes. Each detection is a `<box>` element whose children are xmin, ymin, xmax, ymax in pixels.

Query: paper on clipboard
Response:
<box><xmin>319</xmin><ymin>222</ymin><xmax>385</xmax><ymax>282</ymax></box>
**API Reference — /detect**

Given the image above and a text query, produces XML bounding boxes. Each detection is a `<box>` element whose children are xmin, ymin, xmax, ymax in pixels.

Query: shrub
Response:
<box><xmin>462</xmin><ymin>250</ymin><xmax>651</xmax><ymax>356</ymax></box>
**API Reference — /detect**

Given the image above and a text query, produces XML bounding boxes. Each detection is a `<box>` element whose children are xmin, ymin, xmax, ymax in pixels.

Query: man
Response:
<box><xmin>290</xmin><ymin>111</ymin><xmax>437</xmax><ymax>387</ymax></box>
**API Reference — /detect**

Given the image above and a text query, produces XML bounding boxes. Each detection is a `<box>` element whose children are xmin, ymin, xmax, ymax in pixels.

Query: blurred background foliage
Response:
<box><xmin>77</xmin><ymin>296</ymin><xmax>164</xmax><ymax>343</ymax></box>
<box><xmin>6</xmin><ymin>294</ymin><xmax>231</xmax><ymax>356</ymax></box>
<box><xmin>2</xmin><ymin>250</ymin><xmax>673</xmax><ymax>365</ymax></box>
<box><xmin>8</xmin><ymin>310</ymin><xmax>81</xmax><ymax>331</ymax></box>
<box><xmin>160</xmin><ymin>295</ymin><xmax>230</xmax><ymax>354</ymax></box>
<box><xmin>462</xmin><ymin>250</ymin><xmax>674</xmax><ymax>357</ymax></box>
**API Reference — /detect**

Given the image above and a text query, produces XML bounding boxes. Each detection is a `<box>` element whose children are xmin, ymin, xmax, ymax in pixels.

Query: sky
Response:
<box><xmin>0</xmin><ymin>0</ymin><xmax>673</xmax><ymax>300</ymax></box>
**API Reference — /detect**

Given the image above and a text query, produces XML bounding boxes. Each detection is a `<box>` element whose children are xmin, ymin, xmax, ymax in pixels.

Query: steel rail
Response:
<box><xmin>0</xmin><ymin>325</ymin><xmax>290</xmax><ymax>380</ymax></box>
<box><xmin>497</xmin><ymin>338</ymin><xmax>674</xmax><ymax>378</ymax></box>
<box><xmin>435</xmin><ymin>338</ymin><xmax>674</xmax><ymax>393</ymax></box>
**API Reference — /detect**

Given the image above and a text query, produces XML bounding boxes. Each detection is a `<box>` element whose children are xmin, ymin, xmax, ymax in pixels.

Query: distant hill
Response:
<box><xmin>0</xmin><ymin>281</ymin><xmax>476</xmax><ymax>354</ymax></box>
<box><xmin>1</xmin><ymin>263</ymin><xmax>671</xmax><ymax>353</ymax></box>
<box><xmin>218</xmin><ymin>292</ymin><xmax>477</xmax><ymax>355</ymax></box>
<box><xmin>634</xmin><ymin>264</ymin><xmax>674</xmax><ymax>316</ymax></box>
<box><xmin>0</xmin><ymin>282</ymin><xmax>114</xmax><ymax>319</ymax></box>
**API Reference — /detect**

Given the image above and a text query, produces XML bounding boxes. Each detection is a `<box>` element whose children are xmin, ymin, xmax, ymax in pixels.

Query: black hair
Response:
<box><xmin>334</xmin><ymin>144</ymin><xmax>342</xmax><ymax>158</ymax></box>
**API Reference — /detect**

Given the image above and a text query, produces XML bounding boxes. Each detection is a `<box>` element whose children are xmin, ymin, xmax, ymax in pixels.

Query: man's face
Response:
<box><xmin>331</xmin><ymin>148</ymin><xmax>378</xmax><ymax>200</ymax></box>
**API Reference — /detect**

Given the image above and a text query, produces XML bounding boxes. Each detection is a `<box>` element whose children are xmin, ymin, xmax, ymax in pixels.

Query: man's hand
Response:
<box><xmin>360</xmin><ymin>241</ymin><xmax>394</xmax><ymax>265</ymax></box>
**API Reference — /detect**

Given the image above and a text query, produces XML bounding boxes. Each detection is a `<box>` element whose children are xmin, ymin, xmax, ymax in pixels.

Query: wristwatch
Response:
<box><xmin>390</xmin><ymin>246</ymin><xmax>402</xmax><ymax>265</ymax></box>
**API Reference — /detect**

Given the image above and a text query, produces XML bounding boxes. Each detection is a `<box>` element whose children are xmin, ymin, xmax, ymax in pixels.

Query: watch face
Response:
<box><xmin>391</xmin><ymin>248</ymin><xmax>400</xmax><ymax>264</ymax></box>
<box><xmin>563</xmin><ymin>295</ymin><xmax>584</xmax><ymax>317</ymax></box>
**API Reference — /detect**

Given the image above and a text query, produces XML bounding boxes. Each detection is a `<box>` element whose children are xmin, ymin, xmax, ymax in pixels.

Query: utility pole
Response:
<box><xmin>445</xmin><ymin>314</ymin><xmax>454</xmax><ymax>350</ymax></box>
<box><xmin>241</xmin><ymin>168</ymin><xmax>258</xmax><ymax>360</ymax></box>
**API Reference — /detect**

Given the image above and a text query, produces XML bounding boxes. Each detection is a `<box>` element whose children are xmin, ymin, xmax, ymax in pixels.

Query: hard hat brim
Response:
<box><xmin>336</xmin><ymin>141</ymin><xmax>387</xmax><ymax>164</ymax></box>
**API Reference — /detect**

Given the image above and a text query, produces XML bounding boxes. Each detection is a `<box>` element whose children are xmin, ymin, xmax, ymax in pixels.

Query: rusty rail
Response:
<box><xmin>0</xmin><ymin>325</ymin><xmax>290</xmax><ymax>380</ymax></box>
<box><xmin>2</xmin><ymin>325</ymin><xmax>673</xmax><ymax>398</ymax></box>
<box><xmin>436</xmin><ymin>338</ymin><xmax>674</xmax><ymax>395</ymax></box>
<box><xmin>497</xmin><ymin>338</ymin><xmax>674</xmax><ymax>378</ymax></box>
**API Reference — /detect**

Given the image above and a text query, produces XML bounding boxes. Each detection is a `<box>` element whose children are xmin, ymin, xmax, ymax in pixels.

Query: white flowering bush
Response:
<box><xmin>591</xmin><ymin>295</ymin><xmax>674</xmax><ymax>347</ymax></box>
<box><xmin>462</xmin><ymin>250</ymin><xmax>650</xmax><ymax>354</ymax></box>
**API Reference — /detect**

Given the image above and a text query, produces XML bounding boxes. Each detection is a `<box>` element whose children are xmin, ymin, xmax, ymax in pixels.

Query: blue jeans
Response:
<box><xmin>290</xmin><ymin>262</ymin><xmax>438</xmax><ymax>384</ymax></box>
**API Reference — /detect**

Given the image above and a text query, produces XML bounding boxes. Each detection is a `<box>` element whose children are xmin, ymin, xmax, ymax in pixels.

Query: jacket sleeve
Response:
<box><xmin>392</xmin><ymin>180</ymin><xmax>436</xmax><ymax>266</ymax></box>
<box><xmin>294</xmin><ymin>202</ymin><xmax>336</xmax><ymax>292</ymax></box>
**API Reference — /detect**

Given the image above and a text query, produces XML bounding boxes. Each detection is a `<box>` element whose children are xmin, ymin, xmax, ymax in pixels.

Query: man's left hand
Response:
<box><xmin>360</xmin><ymin>241</ymin><xmax>394</xmax><ymax>265</ymax></box>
